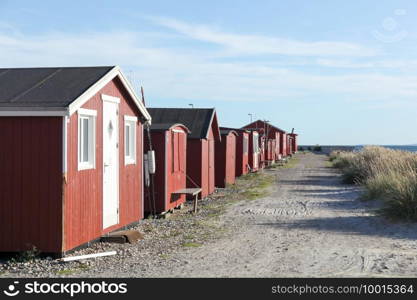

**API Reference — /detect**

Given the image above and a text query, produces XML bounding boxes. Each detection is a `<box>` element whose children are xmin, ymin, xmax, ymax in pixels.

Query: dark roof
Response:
<box><xmin>147</xmin><ymin>108</ymin><xmax>218</xmax><ymax>139</ymax></box>
<box><xmin>0</xmin><ymin>66</ymin><xmax>114</xmax><ymax>108</ymax></box>
<box><xmin>150</xmin><ymin>122</ymin><xmax>190</xmax><ymax>133</ymax></box>
<box><xmin>220</xmin><ymin>126</ymin><xmax>248</xmax><ymax>133</ymax></box>
<box><xmin>219</xmin><ymin>128</ymin><xmax>238</xmax><ymax>136</ymax></box>
<box><xmin>242</xmin><ymin>120</ymin><xmax>287</xmax><ymax>133</ymax></box>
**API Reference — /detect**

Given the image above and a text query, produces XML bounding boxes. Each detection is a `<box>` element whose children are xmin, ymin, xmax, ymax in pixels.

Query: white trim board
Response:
<box><xmin>101</xmin><ymin>94</ymin><xmax>120</xmax><ymax>104</ymax></box>
<box><xmin>124</xmin><ymin>115</ymin><xmax>138</xmax><ymax>122</ymax></box>
<box><xmin>77</xmin><ymin>108</ymin><xmax>97</xmax><ymax>116</ymax></box>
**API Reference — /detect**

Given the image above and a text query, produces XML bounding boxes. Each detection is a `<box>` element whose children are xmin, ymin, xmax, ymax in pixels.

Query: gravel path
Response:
<box><xmin>2</xmin><ymin>152</ymin><xmax>417</xmax><ymax>277</ymax></box>
<box><xmin>105</xmin><ymin>152</ymin><xmax>417</xmax><ymax>277</ymax></box>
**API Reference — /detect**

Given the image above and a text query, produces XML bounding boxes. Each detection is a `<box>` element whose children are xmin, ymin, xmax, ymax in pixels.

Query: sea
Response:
<box><xmin>355</xmin><ymin>145</ymin><xmax>417</xmax><ymax>153</ymax></box>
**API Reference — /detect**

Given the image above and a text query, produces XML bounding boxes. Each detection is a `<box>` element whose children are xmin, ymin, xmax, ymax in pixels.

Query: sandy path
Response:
<box><xmin>103</xmin><ymin>153</ymin><xmax>417</xmax><ymax>277</ymax></box>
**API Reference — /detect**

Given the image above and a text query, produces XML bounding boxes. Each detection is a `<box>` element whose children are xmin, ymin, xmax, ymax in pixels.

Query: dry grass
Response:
<box><xmin>331</xmin><ymin>146</ymin><xmax>417</xmax><ymax>221</ymax></box>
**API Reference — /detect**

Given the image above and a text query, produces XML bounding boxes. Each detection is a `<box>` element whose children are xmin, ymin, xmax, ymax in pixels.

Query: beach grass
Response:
<box><xmin>330</xmin><ymin>146</ymin><xmax>417</xmax><ymax>221</ymax></box>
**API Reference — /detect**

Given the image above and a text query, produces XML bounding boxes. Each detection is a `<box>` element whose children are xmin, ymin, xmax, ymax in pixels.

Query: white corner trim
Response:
<box><xmin>78</xmin><ymin>108</ymin><xmax>97</xmax><ymax>117</ymax></box>
<box><xmin>124</xmin><ymin>115</ymin><xmax>138</xmax><ymax>122</ymax></box>
<box><xmin>62</xmin><ymin>116</ymin><xmax>68</xmax><ymax>174</ymax></box>
<box><xmin>101</xmin><ymin>94</ymin><xmax>120</xmax><ymax>104</ymax></box>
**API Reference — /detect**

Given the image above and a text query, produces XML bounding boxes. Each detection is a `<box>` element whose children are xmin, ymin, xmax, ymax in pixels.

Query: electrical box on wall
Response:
<box><xmin>147</xmin><ymin>150</ymin><xmax>156</xmax><ymax>174</ymax></box>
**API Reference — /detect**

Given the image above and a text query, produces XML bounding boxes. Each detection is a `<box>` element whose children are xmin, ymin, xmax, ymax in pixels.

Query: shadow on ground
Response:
<box><xmin>256</xmin><ymin>215</ymin><xmax>417</xmax><ymax>240</ymax></box>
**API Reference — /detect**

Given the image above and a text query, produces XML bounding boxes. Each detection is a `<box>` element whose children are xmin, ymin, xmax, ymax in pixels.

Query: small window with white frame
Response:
<box><xmin>124</xmin><ymin>115</ymin><xmax>137</xmax><ymax>165</ymax></box>
<box><xmin>78</xmin><ymin>108</ymin><xmax>97</xmax><ymax>170</ymax></box>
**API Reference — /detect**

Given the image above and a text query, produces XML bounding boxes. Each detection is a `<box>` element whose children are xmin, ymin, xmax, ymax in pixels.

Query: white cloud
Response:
<box><xmin>147</xmin><ymin>16</ymin><xmax>378</xmax><ymax>57</ymax></box>
<box><xmin>1</xmin><ymin>21</ymin><xmax>417</xmax><ymax>105</ymax></box>
<box><xmin>316</xmin><ymin>58</ymin><xmax>417</xmax><ymax>69</ymax></box>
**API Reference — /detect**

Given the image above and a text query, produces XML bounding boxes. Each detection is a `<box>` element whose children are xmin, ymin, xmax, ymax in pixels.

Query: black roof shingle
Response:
<box><xmin>147</xmin><ymin>108</ymin><xmax>218</xmax><ymax>139</ymax></box>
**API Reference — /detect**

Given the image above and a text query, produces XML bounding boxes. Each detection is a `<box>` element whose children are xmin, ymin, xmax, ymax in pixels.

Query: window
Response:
<box><xmin>78</xmin><ymin>108</ymin><xmax>96</xmax><ymax>170</ymax></box>
<box><xmin>243</xmin><ymin>135</ymin><xmax>248</xmax><ymax>154</ymax></box>
<box><xmin>124</xmin><ymin>115</ymin><xmax>137</xmax><ymax>165</ymax></box>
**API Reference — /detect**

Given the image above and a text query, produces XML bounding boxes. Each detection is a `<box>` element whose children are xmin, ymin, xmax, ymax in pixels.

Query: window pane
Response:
<box><xmin>125</xmin><ymin>125</ymin><xmax>130</xmax><ymax>157</ymax></box>
<box><xmin>130</xmin><ymin>125</ymin><xmax>134</xmax><ymax>158</ymax></box>
<box><xmin>82</xmin><ymin>118</ymin><xmax>89</xmax><ymax>162</ymax></box>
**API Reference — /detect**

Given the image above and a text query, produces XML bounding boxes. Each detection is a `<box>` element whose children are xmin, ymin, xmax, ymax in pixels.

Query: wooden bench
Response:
<box><xmin>172</xmin><ymin>188</ymin><xmax>202</xmax><ymax>213</ymax></box>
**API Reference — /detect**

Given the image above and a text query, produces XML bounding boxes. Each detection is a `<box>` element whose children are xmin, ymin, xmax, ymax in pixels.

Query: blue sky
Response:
<box><xmin>1</xmin><ymin>0</ymin><xmax>417</xmax><ymax>145</ymax></box>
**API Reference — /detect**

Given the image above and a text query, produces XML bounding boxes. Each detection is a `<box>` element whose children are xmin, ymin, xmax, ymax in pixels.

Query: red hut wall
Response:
<box><xmin>144</xmin><ymin>131</ymin><xmax>165</xmax><ymax>213</ymax></box>
<box><xmin>186</xmin><ymin>127</ymin><xmax>215</xmax><ymax>198</ymax></box>
<box><xmin>287</xmin><ymin>135</ymin><xmax>291</xmax><ymax>156</ymax></box>
<box><xmin>235</xmin><ymin>131</ymin><xmax>249</xmax><ymax>177</ymax></box>
<box><xmin>145</xmin><ymin>126</ymin><xmax>187</xmax><ymax>214</ymax></box>
<box><xmin>289</xmin><ymin>134</ymin><xmax>298</xmax><ymax>153</ymax></box>
<box><xmin>203</xmin><ymin>128</ymin><xmax>216</xmax><ymax>197</ymax></box>
<box><xmin>0</xmin><ymin>117</ymin><xmax>63</xmax><ymax>253</ymax></box>
<box><xmin>215</xmin><ymin>132</ymin><xmax>237</xmax><ymax>188</ymax></box>
<box><xmin>280</xmin><ymin>132</ymin><xmax>287</xmax><ymax>156</ymax></box>
<box><xmin>166</xmin><ymin>126</ymin><xmax>187</xmax><ymax>210</ymax></box>
<box><xmin>265</xmin><ymin>139</ymin><xmax>275</xmax><ymax>163</ymax></box>
<box><xmin>64</xmin><ymin>77</ymin><xmax>144</xmax><ymax>252</ymax></box>
<box><xmin>274</xmin><ymin>132</ymin><xmax>280</xmax><ymax>161</ymax></box>
<box><xmin>186</xmin><ymin>139</ymin><xmax>202</xmax><ymax>192</ymax></box>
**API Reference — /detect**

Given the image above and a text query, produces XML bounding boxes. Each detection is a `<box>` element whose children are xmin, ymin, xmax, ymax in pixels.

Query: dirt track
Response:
<box><xmin>106</xmin><ymin>152</ymin><xmax>417</xmax><ymax>277</ymax></box>
<box><xmin>6</xmin><ymin>152</ymin><xmax>415</xmax><ymax>278</ymax></box>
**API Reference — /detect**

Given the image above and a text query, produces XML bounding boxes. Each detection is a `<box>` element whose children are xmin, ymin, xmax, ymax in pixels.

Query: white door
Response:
<box><xmin>103</xmin><ymin>100</ymin><xmax>119</xmax><ymax>228</ymax></box>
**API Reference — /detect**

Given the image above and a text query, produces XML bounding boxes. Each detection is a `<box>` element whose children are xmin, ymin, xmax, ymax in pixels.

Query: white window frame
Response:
<box><xmin>124</xmin><ymin>115</ymin><xmax>137</xmax><ymax>165</ymax></box>
<box><xmin>78</xmin><ymin>108</ymin><xmax>97</xmax><ymax>171</ymax></box>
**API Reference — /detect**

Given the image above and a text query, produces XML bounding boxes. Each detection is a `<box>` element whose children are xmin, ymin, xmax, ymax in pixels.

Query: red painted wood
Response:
<box><xmin>186</xmin><ymin>139</ymin><xmax>202</xmax><ymax>195</ymax></box>
<box><xmin>166</xmin><ymin>127</ymin><xmax>187</xmax><ymax>210</ymax></box>
<box><xmin>248</xmin><ymin>131</ymin><xmax>260</xmax><ymax>172</ymax></box>
<box><xmin>288</xmin><ymin>133</ymin><xmax>297</xmax><ymax>154</ymax></box>
<box><xmin>235</xmin><ymin>131</ymin><xmax>249</xmax><ymax>177</ymax></box>
<box><xmin>0</xmin><ymin>117</ymin><xmax>63</xmax><ymax>253</ymax></box>
<box><xmin>145</xmin><ymin>125</ymin><xmax>187</xmax><ymax>214</ymax></box>
<box><xmin>186</xmin><ymin>126</ymin><xmax>217</xmax><ymax>199</ymax></box>
<box><xmin>215</xmin><ymin>132</ymin><xmax>237</xmax><ymax>188</ymax></box>
<box><xmin>64</xmin><ymin>77</ymin><xmax>144</xmax><ymax>252</ymax></box>
<box><xmin>243</xmin><ymin>120</ymin><xmax>290</xmax><ymax>159</ymax></box>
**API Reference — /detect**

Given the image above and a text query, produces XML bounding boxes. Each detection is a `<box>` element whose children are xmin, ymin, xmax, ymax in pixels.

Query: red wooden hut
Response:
<box><xmin>147</xmin><ymin>108</ymin><xmax>221</xmax><ymax>199</ymax></box>
<box><xmin>0</xmin><ymin>66</ymin><xmax>151</xmax><ymax>255</ymax></box>
<box><xmin>221</xmin><ymin>128</ymin><xmax>250</xmax><ymax>177</ymax></box>
<box><xmin>246</xmin><ymin>130</ymin><xmax>261</xmax><ymax>172</ymax></box>
<box><xmin>289</xmin><ymin>133</ymin><xmax>298</xmax><ymax>154</ymax></box>
<box><xmin>144</xmin><ymin>123</ymin><xmax>190</xmax><ymax>214</ymax></box>
<box><xmin>242</xmin><ymin>120</ymin><xmax>287</xmax><ymax>162</ymax></box>
<box><xmin>215</xmin><ymin>128</ymin><xmax>238</xmax><ymax>188</ymax></box>
<box><xmin>280</xmin><ymin>131</ymin><xmax>288</xmax><ymax>158</ymax></box>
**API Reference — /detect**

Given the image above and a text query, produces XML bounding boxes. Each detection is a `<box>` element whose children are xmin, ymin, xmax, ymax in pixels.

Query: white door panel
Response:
<box><xmin>103</xmin><ymin>100</ymin><xmax>119</xmax><ymax>228</ymax></box>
